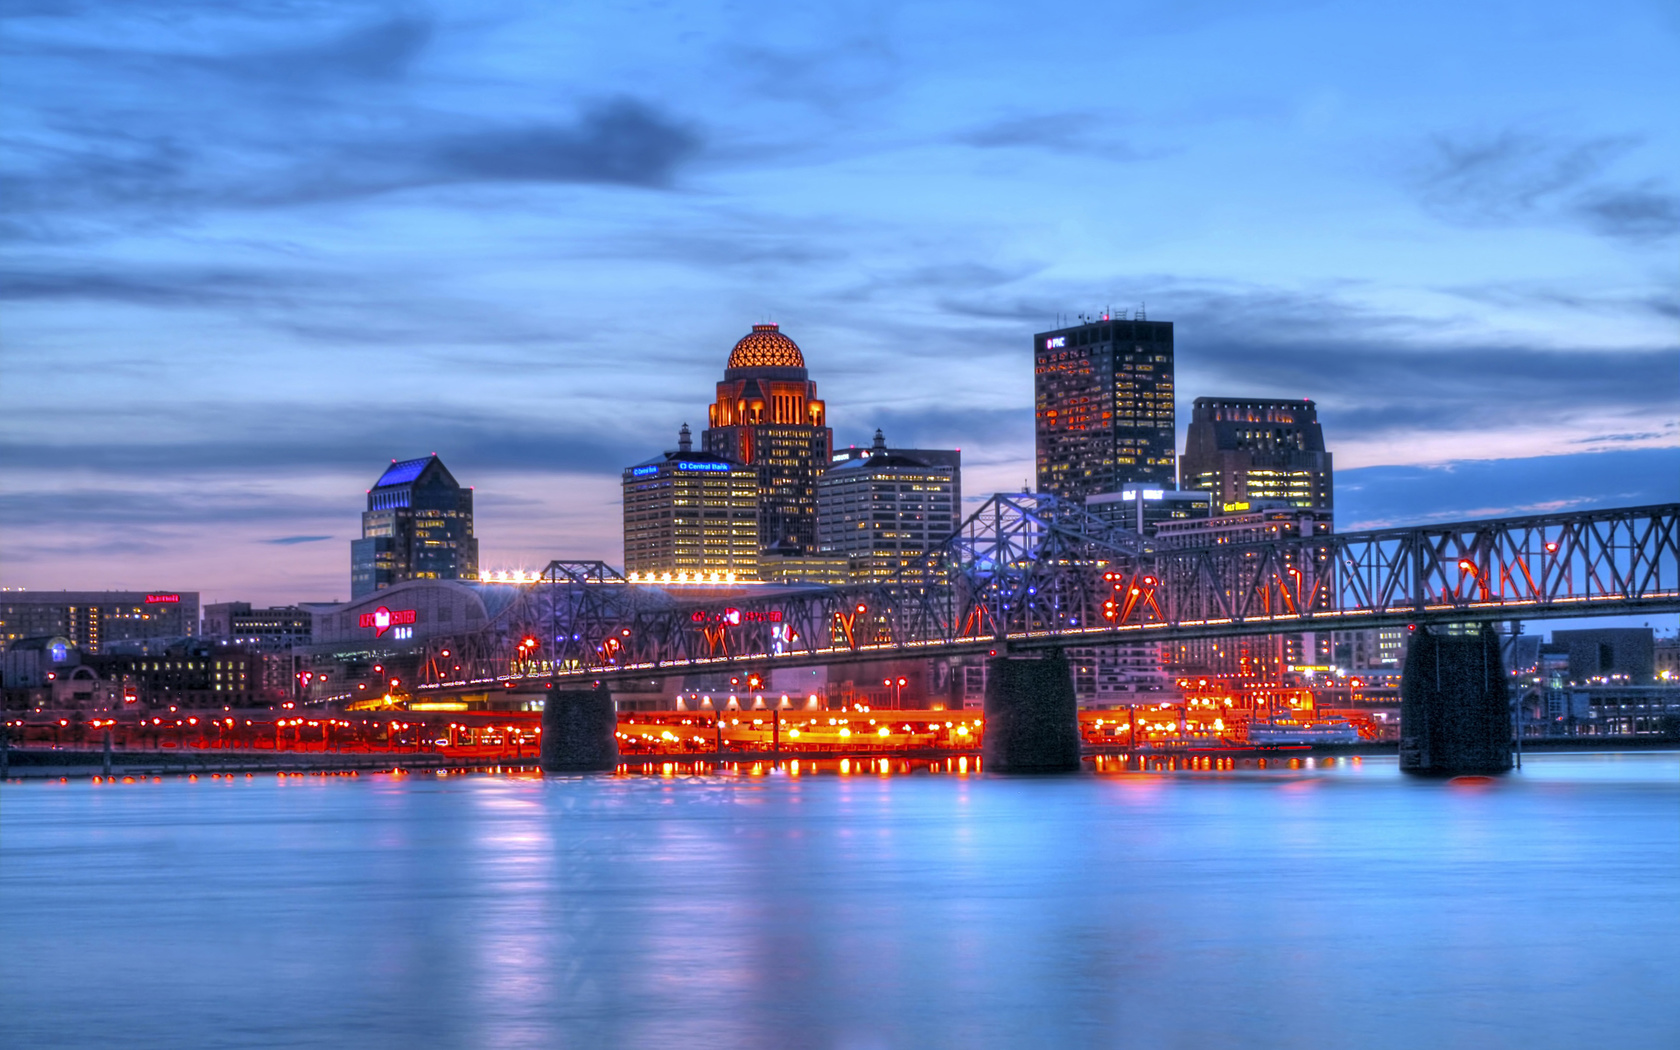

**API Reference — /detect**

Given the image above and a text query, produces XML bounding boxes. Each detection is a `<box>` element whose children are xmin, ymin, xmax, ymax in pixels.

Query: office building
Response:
<box><xmin>1180</xmin><ymin>398</ymin><xmax>1333</xmax><ymax>514</ymax></box>
<box><xmin>702</xmin><ymin>323</ymin><xmax>832</xmax><ymax>553</ymax></box>
<box><xmin>1034</xmin><ymin>313</ymin><xmax>1176</xmax><ymax>501</ymax></box>
<box><xmin>0</xmin><ymin>590</ymin><xmax>199</xmax><ymax>653</ymax></box>
<box><xmin>816</xmin><ymin>430</ymin><xmax>959</xmax><ymax>580</ymax></box>
<box><xmin>350</xmin><ymin>454</ymin><xmax>478</xmax><ymax>599</ymax></box>
<box><xmin>1548</xmin><ymin>628</ymin><xmax>1656</xmax><ymax>683</ymax></box>
<box><xmin>1085</xmin><ymin>484</ymin><xmax>1212</xmax><ymax>535</ymax></box>
<box><xmin>623</xmin><ymin>425</ymin><xmax>760</xmax><ymax>581</ymax></box>
<box><xmin>202</xmin><ymin>603</ymin><xmax>313</xmax><ymax>650</ymax></box>
<box><xmin>832</xmin><ymin>430</ymin><xmax>963</xmax><ymax>537</ymax></box>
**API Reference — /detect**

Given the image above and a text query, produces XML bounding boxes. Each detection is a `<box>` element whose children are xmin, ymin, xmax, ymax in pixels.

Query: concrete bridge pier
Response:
<box><xmin>982</xmin><ymin>648</ymin><xmax>1082</xmax><ymax>773</ymax></box>
<box><xmin>540</xmin><ymin>687</ymin><xmax>619</xmax><ymax>773</ymax></box>
<box><xmin>1399</xmin><ymin>623</ymin><xmax>1514</xmax><ymax>776</ymax></box>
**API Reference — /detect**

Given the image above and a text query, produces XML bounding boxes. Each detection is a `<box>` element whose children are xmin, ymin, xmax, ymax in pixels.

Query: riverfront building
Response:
<box><xmin>350</xmin><ymin>455</ymin><xmax>479</xmax><ymax>600</ymax></box>
<box><xmin>817</xmin><ymin>430</ymin><xmax>961</xmax><ymax>579</ymax></box>
<box><xmin>1180</xmin><ymin>397</ymin><xmax>1333</xmax><ymax>514</ymax></box>
<box><xmin>0</xmin><ymin>590</ymin><xmax>199</xmax><ymax>652</ymax></box>
<box><xmin>1034</xmin><ymin>314</ymin><xmax>1177</xmax><ymax>502</ymax></box>
<box><xmin>622</xmin><ymin>425</ymin><xmax>760</xmax><ymax>581</ymax></box>
<box><xmin>702</xmin><ymin>323</ymin><xmax>833</xmax><ymax>554</ymax></box>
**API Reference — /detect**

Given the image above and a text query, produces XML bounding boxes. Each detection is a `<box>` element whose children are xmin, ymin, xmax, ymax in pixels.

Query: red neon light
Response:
<box><xmin>689</xmin><ymin>608</ymin><xmax>782</xmax><ymax>625</ymax></box>
<box><xmin>359</xmin><ymin>606</ymin><xmax>417</xmax><ymax>637</ymax></box>
<box><xmin>145</xmin><ymin>594</ymin><xmax>180</xmax><ymax>604</ymax></box>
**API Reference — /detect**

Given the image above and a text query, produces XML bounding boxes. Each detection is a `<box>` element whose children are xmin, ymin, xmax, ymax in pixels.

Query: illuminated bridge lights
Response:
<box><xmin>410</xmin><ymin>498</ymin><xmax>1679</xmax><ymax>689</ymax></box>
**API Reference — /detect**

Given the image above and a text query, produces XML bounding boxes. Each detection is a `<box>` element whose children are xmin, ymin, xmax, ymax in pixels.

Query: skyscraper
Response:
<box><xmin>1034</xmin><ymin>314</ymin><xmax>1176</xmax><ymax>502</ymax></box>
<box><xmin>1179</xmin><ymin>397</ymin><xmax>1333</xmax><ymax>513</ymax></box>
<box><xmin>623</xmin><ymin>424</ymin><xmax>760</xmax><ymax>580</ymax></box>
<box><xmin>350</xmin><ymin>455</ymin><xmax>478</xmax><ymax>599</ymax></box>
<box><xmin>702</xmin><ymin>323</ymin><xmax>832</xmax><ymax>553</ymax></box>
<box><xmin>831</xmin><ymin>429</ymin><xmax>963</xmax><ymax>538</ymax></box>
<box><xmin>817</xmin><ymin>429</ymin><xmax>960</xmax><ymax>579</ymax></box>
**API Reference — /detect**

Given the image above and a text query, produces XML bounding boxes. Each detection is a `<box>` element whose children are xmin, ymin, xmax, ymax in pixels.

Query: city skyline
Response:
<box><xmin>3</xmin><ymin>0</ymin><xmax>1676</xmax><ymax>605</ymax></box>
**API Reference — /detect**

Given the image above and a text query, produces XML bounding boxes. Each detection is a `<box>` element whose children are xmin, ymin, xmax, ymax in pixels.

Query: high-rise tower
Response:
<box><xmin>702</xmin><ymin>323</ymin><xmax>832</xmax><ymax>553</ymax></box>
<box><xmin>1034</xmin><ymin>315</ymin><xmax>1176</xmax><ymax>501</ymax></box>
<box><xmin>350</xmin><ymin>455</ymin><xmax>478</xmax><ymax>599</ymax></box>
<box><xmin>1180</xmin><ymin>397</ymin><xmax>1333</xmax><ymax>513</ymax></box>
<box><xmin>622</xmin><ymin>424</ymin><xmax>760</xmax><ymax>580</ymax></box>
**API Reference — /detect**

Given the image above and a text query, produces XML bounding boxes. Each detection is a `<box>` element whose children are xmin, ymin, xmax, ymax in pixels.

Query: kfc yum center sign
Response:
<box><xmin>360</xmin><ymin>606</ymin><xmax>417</xmax><ymax>638</ymax></box>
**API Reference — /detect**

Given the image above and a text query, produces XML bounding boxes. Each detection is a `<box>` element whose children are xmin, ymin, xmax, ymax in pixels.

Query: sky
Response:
<box><xmin>1</xmin><ymin>0</ymin><xmax>1677</xmax><ymax>608</ymax></box>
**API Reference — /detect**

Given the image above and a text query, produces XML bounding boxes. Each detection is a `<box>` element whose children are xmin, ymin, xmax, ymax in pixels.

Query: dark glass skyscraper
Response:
<box><xmin>702</xmin><ymin>323</ymin><xmax>832</xmax><ymax>553</ymax></box>
<box><xmin>1180</xmin><ymin>397</ymin><xmax>1333</xmax><ymax>513</ymax></box>
<box><xmin>1034</xmin><ymin>316</ymin><xmax>1176</xmax><ymax>501</ymax></box>
<box><xmin>350</xmin><ymin>455</ymin><xmax>478</xmax><ymax>599</ymax></box>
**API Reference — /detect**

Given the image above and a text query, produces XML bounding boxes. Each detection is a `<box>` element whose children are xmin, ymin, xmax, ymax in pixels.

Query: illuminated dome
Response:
<box><xmin>727</xmin><ymin>323</ymin><xmax>805</xmax><ymax>371</ymax></box>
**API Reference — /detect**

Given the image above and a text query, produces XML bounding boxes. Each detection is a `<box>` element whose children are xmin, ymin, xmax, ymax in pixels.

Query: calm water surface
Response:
<box><xmin>2</xmin><ymin>753</ymin><xmax>1676</xmax><ymax>1049</ymax></box>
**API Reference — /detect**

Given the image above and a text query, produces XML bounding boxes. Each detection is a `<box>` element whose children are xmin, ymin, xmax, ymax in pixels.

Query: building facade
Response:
<box><xmin>1085</xmin><ymin>485</ymin><xmax>1212</xmax><ymax>534</ymax></box>
<box><xmin>1034</xmin><ymin>315</ymin><xmax>1176</xmax><ymax>501</ymax></box>
<box><xmin>1180</xmin><ymin>398</ymin><xmax>1333</xmax><ymax>514</ymax></box>
<box><xmin>816</xmin><ymin>431</ymin><xmax>959</xmax><ymax>580</ymax></box>
<box><xmin>0</xmin><ymin>590</ymin><xmax>199</xmax><ymax>653</ymax></box>
<box><xmin>623</xmin><ymin>426</ymin><xmax>760</xmax><ymax>581</ymax></box>
<box><xmin>350</xmin><ymin>455</ymin><xmax>478</xmax><ymax>599</ymax></box>
<box><xmin>831</xmin><ymin>430</ymin><xmax>963</xmax><ymax>538</ymax></box>
<box><xmin>702</xmin><ymin>323</ymin><xmax>833</xmax><ymax>554</ymax></box>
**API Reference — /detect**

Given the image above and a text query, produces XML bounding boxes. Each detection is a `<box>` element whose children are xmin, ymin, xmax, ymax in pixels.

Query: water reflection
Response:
<box><xmin>2</xmin><ymin>754</ymin><xmax>1676</xmax><ymax>1049</ymax></box>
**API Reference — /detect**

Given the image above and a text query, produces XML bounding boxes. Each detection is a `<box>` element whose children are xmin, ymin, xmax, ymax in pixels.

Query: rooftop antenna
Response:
<box><xmin>1137</xmin><ymin>302</ymin><xmax>1146</xmax><ymax>321</ymax></box>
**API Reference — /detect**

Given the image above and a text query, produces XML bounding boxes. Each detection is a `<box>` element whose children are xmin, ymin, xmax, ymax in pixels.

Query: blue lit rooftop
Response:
<box><xmin>373</xmin><ymin>456</ymin><xmax>434</xmax><ymax>489</ymax></box>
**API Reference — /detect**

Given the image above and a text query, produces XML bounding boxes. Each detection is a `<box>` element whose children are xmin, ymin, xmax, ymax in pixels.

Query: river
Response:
<box><xmin>2</xmin><ymin>752</ymin><xmax>1675</xmax><ymax>1049</ymax></box>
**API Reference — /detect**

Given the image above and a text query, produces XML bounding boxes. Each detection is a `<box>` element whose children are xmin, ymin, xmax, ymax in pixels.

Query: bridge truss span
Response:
<box><xmin>415</xmin><ymin>500</ymin><xmax>1680</xmax><ymax>689</ymax></box>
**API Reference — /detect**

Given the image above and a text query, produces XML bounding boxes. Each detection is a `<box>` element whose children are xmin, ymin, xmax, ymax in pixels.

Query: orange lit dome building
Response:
<box><xmin>702</xmin><ymin>323</ymin><xmax>833</xmax><ymax>554</ymax></box>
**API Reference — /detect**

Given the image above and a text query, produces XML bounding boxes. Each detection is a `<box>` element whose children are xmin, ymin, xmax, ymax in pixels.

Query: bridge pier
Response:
<box><xmin>1400</xmin><ymin>623</ymin><xmax>1513</xmax><ymax>776</ymax></box>
<box><xmin>982</xmin><ymin>648</ymin><xmax>1082</xmax><ymax>773</ymax></box>
<box><xmin>540</xmin><ymin>687</ymin><xmax>619</xmax><ymax>773</ymax></box>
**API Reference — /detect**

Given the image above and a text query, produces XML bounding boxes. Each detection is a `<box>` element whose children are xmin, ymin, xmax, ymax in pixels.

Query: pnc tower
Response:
<box><xmin>702</xmin><ymin>323</ymin><xmax>832</xmax><ymax>554</ymax></box>
<box><xmin>1034</xmin><ymin>315</ymin><xmax>1177</xmax><ymax>502</ymax></box>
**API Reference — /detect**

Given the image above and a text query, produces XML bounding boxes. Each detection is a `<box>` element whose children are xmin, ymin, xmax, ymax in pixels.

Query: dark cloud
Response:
<box><xmin>264</xmin><ymin>535</ymin><xmax>332</xmax><ymax>545</ymax></box>
<box><xmin>1572</xmin><ymin>184</ymin><xmax>1680</xmax><ymax>244</ymax></box>
<box><xmin>0</xmin><ymin>402</ymin><xmax>655</xmax><ymax>483</ymax></box>
<box><xmin>1336</xmin><ymin>447</ymin><xmax>1680</xmax><ymax>531</ymax></box>
<box><xmin>1</xmin><ymin>4</ymin><xmax>702</xmax><ymax>240</ymax></box>
<box><xmin>1439</xmin><ymin>282</ymin><xmax>1680</xmax><ymax>321</ymax></box>
<box><xmin>957</xmin><ymin>112</ymin><xmax>1152</xmax><ymax>160</ymax></box>
<box><xmin>427</xmin><ymin>99</ymin><xmax>702</xmax><ymax>188</ymax></box>
<box><xmin>0</xmin><ymin>264</ymin><xmax>325</xmax><ymax>306</ymax></box>
<box><xmin>1414</xmin><ymin>130</ymin><xmax>1678</xmax><ymax>244</ymax></box>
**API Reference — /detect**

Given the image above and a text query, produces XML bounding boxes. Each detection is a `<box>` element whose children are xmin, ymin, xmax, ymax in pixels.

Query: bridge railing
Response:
<box><xmin>414</xmin><ymin>502</ymin><xmax>1680</xmax><ymax>687</ymax></box>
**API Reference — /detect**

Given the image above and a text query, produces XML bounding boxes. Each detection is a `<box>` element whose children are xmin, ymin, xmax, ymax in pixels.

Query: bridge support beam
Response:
<box><xmin>1400</xmin><ymin>623</ymin><xmax>1513</xmax><ymax>776</ymax></box>
<box><xmin>982</xmin><ymin>649</ymin><xmax>1082</xmax><ymax>774</ymax></box>
<box><xmin>540</xmin><ymin>687</ymin><xmax>619</xmax><ymax>773</ymax></box>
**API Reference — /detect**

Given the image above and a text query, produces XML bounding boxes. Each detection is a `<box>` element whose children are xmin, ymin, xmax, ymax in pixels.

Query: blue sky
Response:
<box><xmin>1</xmin><ymin>0</ymin><xmax>1676</xmax><ymax>606</ymax></box>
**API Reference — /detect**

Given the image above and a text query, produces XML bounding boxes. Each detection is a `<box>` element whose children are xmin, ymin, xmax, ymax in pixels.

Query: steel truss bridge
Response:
<box><xmin>415</xmin><ymin>498</ymin><xmax>1680</xmax><ymax>691</ymax></box>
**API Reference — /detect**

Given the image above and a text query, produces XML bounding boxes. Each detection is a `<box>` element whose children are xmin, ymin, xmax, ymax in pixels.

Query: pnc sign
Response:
<box><xmin>1044</xmin><ymin>336</ymin><xmax>1066</xmax><ymax>349</ymax></box>
<box><xmin>360</xmin><ymin>606</ymin><xmax>417</xmax><ymax>637</ymax></box>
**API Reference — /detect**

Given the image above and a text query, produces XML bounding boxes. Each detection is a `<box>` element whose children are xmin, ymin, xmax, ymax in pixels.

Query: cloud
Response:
<box><xmin>425</xmin><ymin>100</ymin><xmax>702</xmax><ymax>188</ymax></box>
<box><xmin>1413</xmin><ymin>130</ymin><xmax>1679</xmax><ymax>244</ymax></box>
<box><xmin>1572</xmin><ymin>183</ymin><xmax>1680</xmax><ymax>243</ymax></box>
<box><xmin>0</xmin><ymin>401</ymin><xmax>654</xmax><ymax>482</ymax></box>
<box><xmin>1336</xmin><ymin>447</ymin><xmax>1680</xmax><ymax>531</ymax></box>
<box><xmin>957</xmin><ymin>112</ymin><xmax>1153</xmax><ymax>160</ymax></box>
<box><xmin>264</xmin><ymin>535</ymin><xmax>332</xmax><ymax>545</ymax></box>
